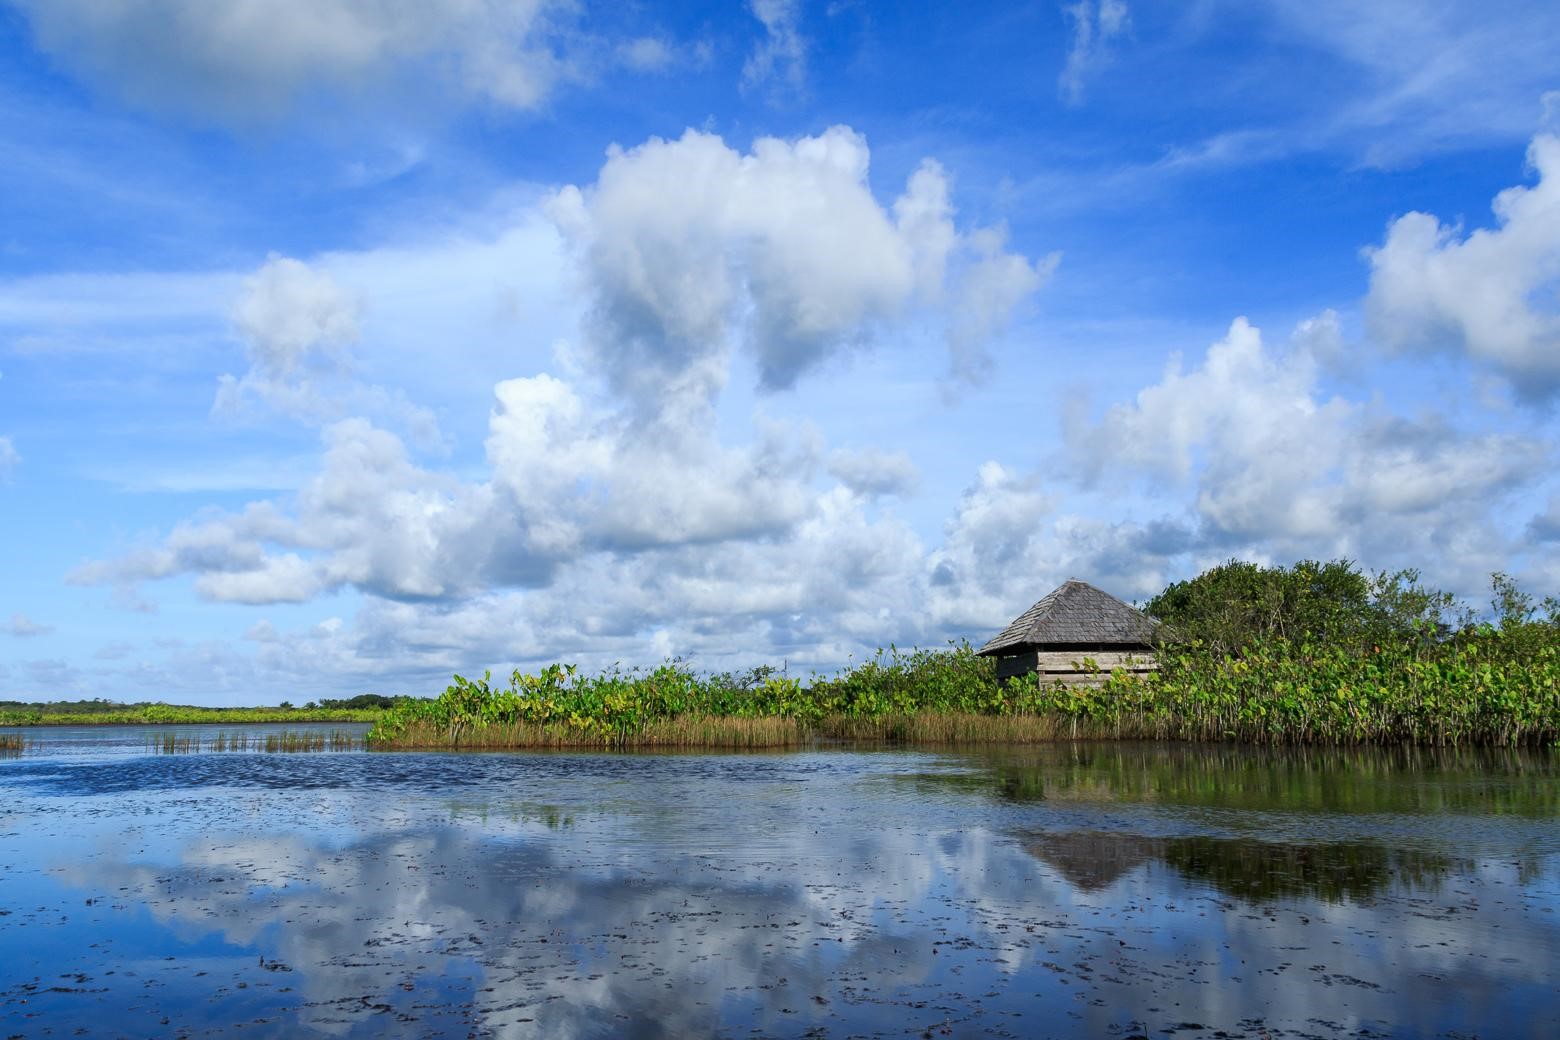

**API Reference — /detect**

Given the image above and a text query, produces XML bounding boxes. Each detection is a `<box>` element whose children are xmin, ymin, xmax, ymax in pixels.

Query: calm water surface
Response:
<box><xmin>1</xmin><ymin>726</ymin><xmax>1557</xmax><ymax>1038</ymax></box>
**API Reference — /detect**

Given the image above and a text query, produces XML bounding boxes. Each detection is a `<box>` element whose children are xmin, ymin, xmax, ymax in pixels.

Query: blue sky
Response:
<box><xmin>2</xmin><ymin>1</ymin><xmax>1559</xmax><ymax>705</ymax></box>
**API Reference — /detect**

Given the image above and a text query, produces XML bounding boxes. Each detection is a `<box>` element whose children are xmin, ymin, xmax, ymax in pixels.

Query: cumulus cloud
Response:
<box><xmin>1364</xmin><ymin>132</ymin><xmax>1560</xmax><ymax>399</ymax></box>
<box><xmin>69</xmin><ymin>126</ymin><xmax>1054</xmax><ymax>644</ymax></box>
<box><xmin>1059</xmin><ymin>0</ymin><xmax>1130</xmax><ymax>104</ymax></box>
<box><xmin>547</xmin><ymin>126</ymin><xmax>1049</xmax><ymax>404</ymax></box>
<box><xmin>70</xmin><ymin>378</ymin><xmax>829</xmax><ymax>608</ymax></box>
<box><xmin>0</xmin><ymin>436</ymin><xmax>17</xmax><ymax>476</ymax></box>
<box><xmin>742</xmin><ymin>0</ymin><xmax>807</xmax><ymax>97</ymax></box>
<box><xmin>925</xmin><ymin>463</ymin><xmax>1057</xmax><ymax>627</ymax></box>
<box><xmin>10</xmin><ymin>0</ymin><xmax>574</xmax><ymax>122</ymax></box>
<box><xmin>1063</xmin><ymin>315</ymin><xmax>1552</xmax><ymax>586</ymax></box>
<box><xmin>7</xmin><ymin>612</ymin><xmax>53</xmax><ymax>637</ymax></box>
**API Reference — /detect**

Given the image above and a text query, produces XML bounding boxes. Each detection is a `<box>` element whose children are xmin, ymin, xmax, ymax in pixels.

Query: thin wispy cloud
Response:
<box><xmin>743</xmin><ymin>0</ymin><xmax>808</xmax><ymax>98</ymax></box>
<box><xmin>1059</xmin><ymin>0</ymin><xmax>1130</xmax><ymax>104</ymax></box>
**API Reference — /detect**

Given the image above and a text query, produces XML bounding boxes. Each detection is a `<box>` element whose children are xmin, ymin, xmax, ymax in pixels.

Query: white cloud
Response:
<box><xmin>925</xmin><ymin>462</ymin><xmax>1057</xmax><ymax>628</ymax></box>
<box><xmin>0</xmin><ymin>436</ymin><xmax>17</xmax><ymax>476</ymax></box>
<box><xmin>743</xmin><ymin>0</ymin><xmax>808</xmax><ymax>97</ymax></box>
<box><xmin>827</xmin><ymin>448</ymin><xmax>920</xmax><ymax>498</ymax></box>
<box><xmin>1257</xmin><ymin>1</ymin><xmax>1560</xmax><ymax>161</ymax></box>
<box><xmin>547</xmin><ymin>126</ymin><xmax>1047</xmax><ymax>403</ymax></box>
<box><xmin>58</xmin><ymin>120</ymin><xmax>1054</xmax><ymax>630</ymax></box>
<box><xmin>215</xmin><ymin>255</ymin><xmax>361</xmax><ymax>418</ymax></box>
<box><xmin>1062</xmin><ymin>315</ymin><xmax>1552</xmax><ymax>587</ymax></box>
<box><xmin>1059</xmin><ymin>0</ymin><xmax>1130</xmax><ymax>104</ymax></box>
<box><xmin>212</xmin><ymin>253</ymin><xmax>441</xmax><ymax>442</ymax></box>
<box><xmin>948</xmin><ymin>227</ymin><xmax>1058</xmax><ymax>386</ymax></box>
<box><xmin>9</xmin><ymin>0</ymin><xmax>574</xmax><ymax>122</ymax></box>
<box><xmin>1365</xmin><ymin>132</ymin><xmax>1560</xmax><ymax>399</ymax></box>
<box><xmin>616</xmin><ymin>36</ymin><xmax>675</xmax><ymax>73</ymax></box>
<box><xmin>6</xmin><ymin>612</ymin><xmax>52</xmax><ymax>638</ymax></box>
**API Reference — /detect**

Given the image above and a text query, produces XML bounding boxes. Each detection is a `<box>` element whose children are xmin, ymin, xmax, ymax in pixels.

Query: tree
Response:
<box><xmin>1145</xmin><ymin>558</ymin><xmax>1451</xmax><ymax>654</ymax></box>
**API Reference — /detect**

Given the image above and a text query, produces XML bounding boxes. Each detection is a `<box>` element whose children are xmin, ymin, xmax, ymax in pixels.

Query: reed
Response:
<box><xmin>376</xmin><ymin>714</ymin><xmax>809</xmax><ymax>750</ymax></box>
<box><xmin>0</xmin><ymin>733</ymin><xmax>25</xmax><ymax>755</ymax></box>
<box><xmin>141</xmin><ymin>729</ymin><xmax>361</xmax><ymax>754</ymax></box>
<box><xmin>211</xmin><ymin>732</ymin><xmax>251</xmax><ymax>752</ymax></box>
<box><xmin>262</xmin><ymin>729</ymin><xmax>358</xmax><ymax>752</ymax></box>
<box><xmin>151</xmin><ymin>733</ymin><xmax>197</xmax><ymax>754</ymax></box>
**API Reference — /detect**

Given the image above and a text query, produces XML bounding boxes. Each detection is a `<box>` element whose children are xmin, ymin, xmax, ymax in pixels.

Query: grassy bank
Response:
<box><xmin>366</xmin><ymin>631</ymin><xmax>1560</xmax><ymax>750</ymax></box>
<box><xmin>0</xmin><ymin>703</ymin><xmax>385</xmax><ymax>727</ymax></box>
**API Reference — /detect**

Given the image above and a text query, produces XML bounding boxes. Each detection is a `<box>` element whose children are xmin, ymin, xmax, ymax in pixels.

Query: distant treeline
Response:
<box><xmin>369</xmin><ymin>560</ymin><xmax>1560</xmax><ymax>750</ymax></box>
<box><xmin>0</xmin><ymin>701</ymin><xmax>392</xmax><ymax>727</ymax></box>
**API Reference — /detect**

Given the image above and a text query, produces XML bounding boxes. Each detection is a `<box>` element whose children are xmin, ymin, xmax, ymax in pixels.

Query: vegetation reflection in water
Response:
<box><xmin>896</xmin><ymin>742</ymin><xmax>1560</xmax><ymax>905</ymax></box>
<box><xmin>1020</xmin><ymin>830</ymin><xmax>1465</xmax><ymax>904</ymax></box>
<box><xmin>901</xmin><ymin>741</ymin><xmax>1560</xmax><ymax>815</ymax></box>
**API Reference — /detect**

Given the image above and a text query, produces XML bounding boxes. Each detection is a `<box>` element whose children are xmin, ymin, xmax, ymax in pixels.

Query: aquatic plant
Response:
<box><xmin>144</xmin><ymin>729</ymin><xmax>360</xmax><ymax>754</ymax></box>
<box><xmin>261</xmin><ymin>729</ymin><xmax>359</xmax><ymax>753</ymax></box>
<box><xmin>150</xmin><ymin>733</ymin><xmax>198</xmax><ymax>754</ymax></box>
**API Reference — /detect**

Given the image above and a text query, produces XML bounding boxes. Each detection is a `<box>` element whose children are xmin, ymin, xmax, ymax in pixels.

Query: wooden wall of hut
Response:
<box><xmin>994</xmin><ymin>649</ymin><xmax>1158</xmax><ymax>685</ymax></box>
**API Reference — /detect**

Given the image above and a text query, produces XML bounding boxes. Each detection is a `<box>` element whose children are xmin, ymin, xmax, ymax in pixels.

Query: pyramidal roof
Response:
<box><xmin>977</xmin><ymin>579</ymin><xmax>1159</xmax><ymax>656</ymax></box>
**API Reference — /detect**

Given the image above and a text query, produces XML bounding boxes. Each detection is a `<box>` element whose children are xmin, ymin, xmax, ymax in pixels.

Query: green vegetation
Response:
<box><xmin>1143</xmin><ymin>560</ymin><xmax>1460</xmax><ymax>655</ymax></box>
<box><xmin>0</xmin><ymin>700</ymin><xmax>388</xmax><ymax>727</ymax></box>
<box><xmin>153</xmin><ymin>729</ymin><xmax>361</xmax><ymax>753</ymax></box>
<box><xmin>371</xmin><ymin>561</ymin><xmax>1560</xmax><ymax>751</ymax></box>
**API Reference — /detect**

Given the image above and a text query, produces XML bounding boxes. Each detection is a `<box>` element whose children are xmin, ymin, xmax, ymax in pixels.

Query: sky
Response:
<box><xmin>2</xmin><ymin>1</ymin><xmax>1559</xmax><ymax>705</ymax></box>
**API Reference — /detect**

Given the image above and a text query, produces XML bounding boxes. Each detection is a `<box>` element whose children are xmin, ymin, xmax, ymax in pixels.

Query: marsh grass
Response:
<box><xmin>151</xmin><ymin>733</ymin><xmax>198</xmax><ymax>754</ymax></box>
<box><xmin>379</xmin><ymin>715</ymin><xmax>809</xmax><ymax>750</ymax></box>
<box><xmin>0</xmin><ymin>733</ymin><xmax>25</xmax><ymax>755</ymax></box>
<box><xmin>149</xmin><ymin>729</ymin><xmax>361</xmax><ymax>754</ymax></box>
<box><xmin>264</xmin><ymin>730</ymin><xmax>359</xmax><ymax>753</ymax></box>
<box><xmin>372</xmin><ymin>712</ymin><xmax>1157</xmax><ymax>750</ymax></box>
<box><xmin>210</xmin><ymin>732</ymin><xmax>251</xmax><ymax>752</ymax></box>
<box><xmin>815</xmin><ymin>712</ymin><xmax>1123</xmax><ymax>744</ymax></box>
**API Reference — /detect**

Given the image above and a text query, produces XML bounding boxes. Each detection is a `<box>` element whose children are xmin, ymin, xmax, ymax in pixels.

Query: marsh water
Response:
<box><xmin>1</xmin><ymin>726</ymin><xmax>1556</xmax><ymax>1039</ymax></box>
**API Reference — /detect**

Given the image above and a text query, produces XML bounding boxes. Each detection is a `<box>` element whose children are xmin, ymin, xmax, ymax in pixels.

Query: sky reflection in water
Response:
<box><xmin>1</xmin><ymin>731</ymin><xmax>1556</xmax><ymax>1038</ymax></box>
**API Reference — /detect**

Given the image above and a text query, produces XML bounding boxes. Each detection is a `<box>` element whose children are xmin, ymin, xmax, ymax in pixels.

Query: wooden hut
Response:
<box><xmin>977</xmin><ymin>579</ymin><xmax>1159</xmax><ymax>684</ymax></box>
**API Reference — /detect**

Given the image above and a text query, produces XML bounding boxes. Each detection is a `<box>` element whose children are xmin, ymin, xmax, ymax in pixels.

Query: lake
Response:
<box><xmin>2</xmin><ymin>725</ymin><xmax>1557</xmax><ymax>1038</ymax></box>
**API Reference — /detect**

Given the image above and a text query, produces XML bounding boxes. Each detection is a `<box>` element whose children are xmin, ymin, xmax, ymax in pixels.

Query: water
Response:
<box><xmin>1</xmin><ymin>727</ymin><xmax>1556</xmax><ymax>1038</ymax></box>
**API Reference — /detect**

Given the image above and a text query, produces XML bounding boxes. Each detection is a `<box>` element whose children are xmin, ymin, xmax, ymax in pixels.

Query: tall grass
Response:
<box><xmin>0</xmin><ymin>733</ymin><xmax>25</xmax><ymax>755</ymax></box>
<box><xmin>382</xmin><ymin>715</ymin><xmax>809</xmax><ymax>750</ymax></box>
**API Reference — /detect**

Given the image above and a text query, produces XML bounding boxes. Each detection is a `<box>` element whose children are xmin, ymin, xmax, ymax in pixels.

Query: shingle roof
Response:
<box><xmin>977</xmin><ymin>579</ymin><xmax>1159</xmax><ymax>656</ymax></box>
